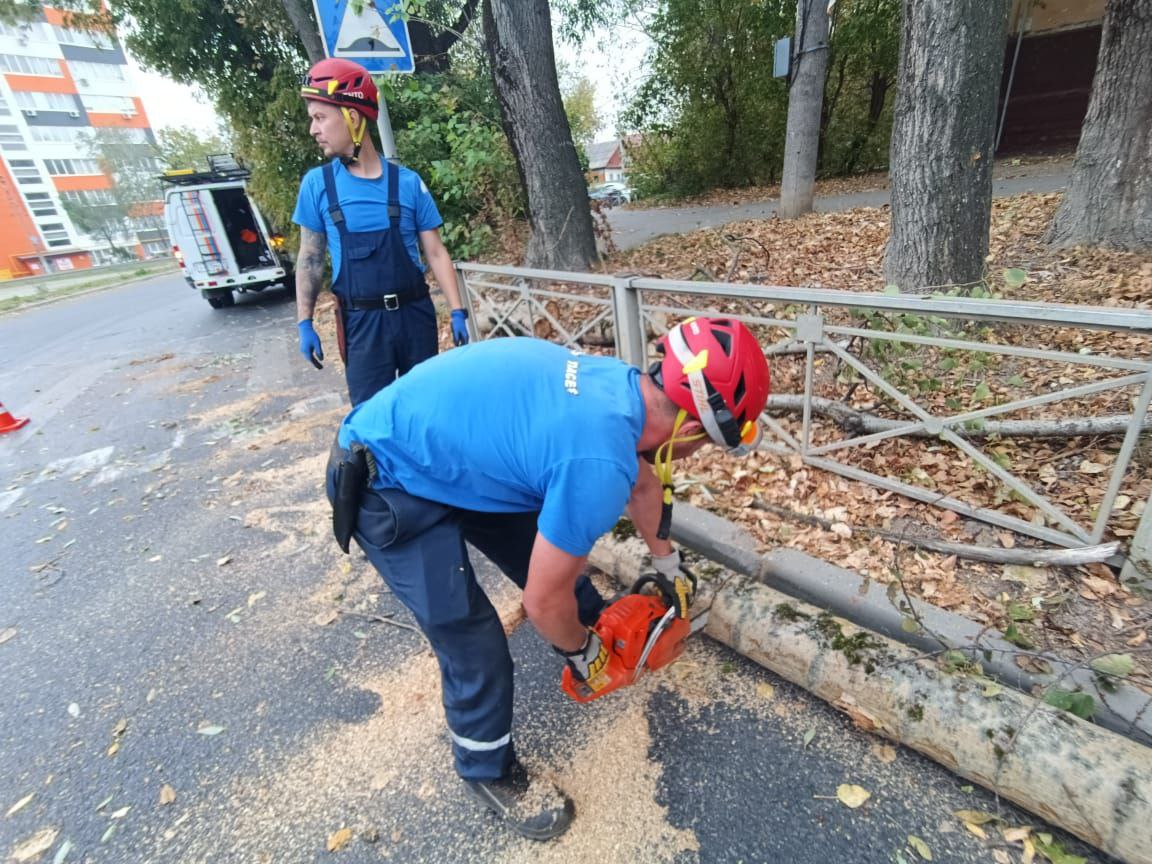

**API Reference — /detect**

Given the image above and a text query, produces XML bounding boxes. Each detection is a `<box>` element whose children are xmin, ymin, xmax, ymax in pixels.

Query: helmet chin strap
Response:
<box><xmin>653</xmin><ymin>408</ymin><xmax>707</xmax><ymax>540</ymax></box>
<box><xmin>338</xmin><ymin>107</ymin><xmax>367</xmax><ymax>165</ymax></box>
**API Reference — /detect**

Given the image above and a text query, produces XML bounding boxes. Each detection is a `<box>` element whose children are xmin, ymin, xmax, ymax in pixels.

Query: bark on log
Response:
<box><xmin>589</xmin><ymin>535</ymin><xmax>1152</xmax><ymax>864</ymax></box>
<box><xmin>884</xmin><ymin>0</ymin><xmax>1008</xmax><ymax>291</ymax></box>
<box><xmin>764</xmin><ymin>394</ymin><xmax>1152</xmax><ymax>439</ymax></box>
<box><xmin>1047</xmin><ymin>0</ymin><xmax>1152</xmax><ymax>250</ymax></box>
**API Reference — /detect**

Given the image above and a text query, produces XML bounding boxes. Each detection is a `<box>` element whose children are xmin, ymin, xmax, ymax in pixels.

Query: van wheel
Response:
<box><xmin>206</xmin><ymin>290</ymin><xmax>235</xmax><ymax>309</ymax></box>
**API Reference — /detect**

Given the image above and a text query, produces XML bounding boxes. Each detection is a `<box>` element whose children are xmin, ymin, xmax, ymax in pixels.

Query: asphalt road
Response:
<box><xmin>0</xmin><ymin>269</ymin><xmax>1109</xmax><ymax>860</ymax></box>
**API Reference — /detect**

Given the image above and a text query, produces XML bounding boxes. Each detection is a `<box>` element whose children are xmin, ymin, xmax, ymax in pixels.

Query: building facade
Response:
<box><xmin>0</xmin><ymin>5</ymin><xmax>166</xmax><ymax>280</ymax></box>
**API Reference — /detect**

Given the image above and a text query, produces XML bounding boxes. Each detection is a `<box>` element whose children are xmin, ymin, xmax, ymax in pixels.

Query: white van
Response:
<box><xmin>160</xmin><ymin>154</ymin><xmax>292</xmax><ymax>309</ymax></box>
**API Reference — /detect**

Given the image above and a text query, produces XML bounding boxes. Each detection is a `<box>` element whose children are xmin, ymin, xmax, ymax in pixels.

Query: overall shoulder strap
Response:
<box><xmin>322</xmin><ymin>161</ymin><xmax>347</xmax><ymax>238</ymax></box>
<box><xmin>386</xmin><ymin>161</ymin><xmax>400</xmax><ymax>223</ymax></box>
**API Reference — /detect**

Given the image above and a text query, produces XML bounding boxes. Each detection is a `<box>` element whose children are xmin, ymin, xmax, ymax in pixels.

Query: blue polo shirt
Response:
<box><xmin>292</xmin><ymin>158</ymin><xmax>443</xmax><ymax>279</ymax></box>
<box><xmin>338</xmin><ymin>338</ymin><xmax>646</xmax><ymax>558</ymax></box>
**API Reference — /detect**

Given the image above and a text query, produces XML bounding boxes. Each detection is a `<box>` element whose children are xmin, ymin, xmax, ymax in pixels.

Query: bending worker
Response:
<box><xmin>327</xmin><ymin>317</ymin><xmax>770</xmax><ymax>839</ymax></box>
<box><xmin>293</xmin><ymin>58</ymin><xmax>469</xmax><ymax>406</ymax></box>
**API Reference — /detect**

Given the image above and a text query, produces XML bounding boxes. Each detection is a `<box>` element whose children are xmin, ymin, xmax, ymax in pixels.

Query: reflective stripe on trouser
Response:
<box><xmin>325</xmin><ymin>462</ymin><xmax>606</xmax><ymax>779</ymax></box>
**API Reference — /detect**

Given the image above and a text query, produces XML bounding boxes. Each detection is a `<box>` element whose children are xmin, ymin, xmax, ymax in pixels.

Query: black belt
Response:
<box><xmin>344</xmin><ymin>288</ymin><xmax>429</xmax><ymax>311</ymax></box>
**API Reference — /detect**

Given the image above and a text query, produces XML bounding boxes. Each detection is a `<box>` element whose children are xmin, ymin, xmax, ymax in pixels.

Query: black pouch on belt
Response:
<box><xmin>332</xmin><ymin>443</ymin><xmax>370</xmax><ymax>553</ymax></box>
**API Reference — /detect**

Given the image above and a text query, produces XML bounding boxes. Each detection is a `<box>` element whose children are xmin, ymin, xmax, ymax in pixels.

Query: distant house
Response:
<box><xmin>585</xmin><ymin>139</ymin><xmax>625</xmax><ymax>185</ymax></box>
<box><xmin>997</xmin><ymin>0</ymin><xmax>1105</xmax><ymax>152</ymax></box>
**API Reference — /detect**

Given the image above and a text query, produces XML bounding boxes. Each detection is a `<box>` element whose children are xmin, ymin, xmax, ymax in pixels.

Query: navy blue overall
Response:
<box><xmin>325</xmin><ymin>445</ymin><xmax>606</xmax><ymax>780</ymax></box>
<box><xmin>323</xmin><ymin>161</ymin><xmax>438</xmax><ymax>406</ymax></box>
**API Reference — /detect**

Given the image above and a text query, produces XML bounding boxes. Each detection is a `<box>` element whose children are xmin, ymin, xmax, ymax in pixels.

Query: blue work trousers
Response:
<box><xmin>326</xmin><ymin>460</ymin><xmax>605</xmax><ymax>779</ymax></box>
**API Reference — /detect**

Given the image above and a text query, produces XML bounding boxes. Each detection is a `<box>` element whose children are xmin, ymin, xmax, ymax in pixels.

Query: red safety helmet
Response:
<box><xmin>300</xmin><ymin>58</ymin><xmax>379</xmax><ymax>121</ymax></box>
<box><xmin>655</xmin><ymin>317</ymin><xmax>771</xmax><ymax>455</ymax></box>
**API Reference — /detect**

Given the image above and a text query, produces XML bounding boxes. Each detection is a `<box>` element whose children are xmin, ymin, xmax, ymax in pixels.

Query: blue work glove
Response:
<box><xmin>297</xmin><ymin>319</ymin><xmax>324</xmax><ymax>369</ymax></box>
<box><xmin>450</xmin><ymin>308</ymin><xmax>470</xmax><ymax>347</ymax></box>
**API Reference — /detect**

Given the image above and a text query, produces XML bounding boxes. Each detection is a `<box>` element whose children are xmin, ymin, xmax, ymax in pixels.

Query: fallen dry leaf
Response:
<box><xmin>10</xmin><ymin>827</ymin><xmax>58</xmax><ymax>862</ymax></box>
<box><xmin>313</xmin><ymin>609</ymin><xmax>339</xmax><ymax>627</ymax></box>
<box><xmin>907</xmin><ymin>835</ymin><xmax>932</xmax><ymax>861</ymax></box>
<box><xmin>870</xmin><ymin>742</ymin><xmax>897</xmax><ymax>764</ymax></box>
<box><xmin>0</xmin><ymin>627</ymin><xmax>17</xmax><ymax>645</ymax></box>
<box><xmin>216</xmin><ymin>555</ymin><xmax>232</xmax><ymax>567</ymax></box>
<box><xmin>835</xmin><ymin>784</ymin><xmax>871</xmax><ymax>809</ymax></box>
<box><xmin>1002</xmin><ymin>825</ymin><xmax>1033</xmax><ymax>843</ymax></box>
<box><xmin>6</xmin><ymin>792</ymin><xmax>35</xmax><ymax>817</ymax></box>
<box><xmin>327</xmin><ymin>827</ymin><xmax>353</xmax><ymax>853</ymax></box>
<box><xmin>954</xmin><ymin>809</ymin><xmax>998</xmax><ymax>826</ymax></box>
<box><xmin>756</xmin><ymin>682</ymin><xmax>775</xmax><ymax>701</ymax></box>
<box><xmin>159</xmin><ymin>785</ymin><xmax>176</xmax><ymax>806</ymax></box>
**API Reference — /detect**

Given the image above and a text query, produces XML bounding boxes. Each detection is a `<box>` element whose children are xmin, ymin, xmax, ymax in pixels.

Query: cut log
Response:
<box><xmin>589</xmin><ymin>534</ymin><xmax>1152</xmax><ymax>864</ymax></box>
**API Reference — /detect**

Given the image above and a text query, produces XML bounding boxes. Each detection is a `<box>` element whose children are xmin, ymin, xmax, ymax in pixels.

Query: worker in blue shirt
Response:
<box><xmin>293</xmin><ymin>58</ymin><xmax>469</xmax><ymax>406</ymax></box>
<box><xmin>326</xmin><ymin>318</ymin><xmax>771</xmax><ymax>840</ymax></box>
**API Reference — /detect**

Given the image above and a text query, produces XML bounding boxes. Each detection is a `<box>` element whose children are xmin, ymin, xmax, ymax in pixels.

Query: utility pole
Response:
<box><xmin>779</xmin><ymin>0</ymin><xmax>830</xmax><ymax>219</ymax></box>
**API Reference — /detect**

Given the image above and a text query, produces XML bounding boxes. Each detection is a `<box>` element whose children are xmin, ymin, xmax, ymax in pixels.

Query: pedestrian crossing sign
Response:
<box><xmin>311</xmin><ymin>0</ymin><xmax>415</xmax><ymax>73</ymax></box>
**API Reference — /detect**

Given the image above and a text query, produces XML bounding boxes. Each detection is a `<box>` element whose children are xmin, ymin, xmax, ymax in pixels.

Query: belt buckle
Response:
<box><xmin>383</xmin><ymin>293</ymin><xmax>400</xmax><ymax>311</ymax></box>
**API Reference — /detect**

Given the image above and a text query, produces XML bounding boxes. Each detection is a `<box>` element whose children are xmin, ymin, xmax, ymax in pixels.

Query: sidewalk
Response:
<box><xmin>0</xmin><ymin>259</ymin><xmax>178</xmax><ymax>314</ymax></box>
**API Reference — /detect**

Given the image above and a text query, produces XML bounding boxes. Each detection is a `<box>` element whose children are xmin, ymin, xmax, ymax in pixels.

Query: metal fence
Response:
<box><xmin>455</xmin><ymin>262</ymin><xmax>1152</xmax><ymax>582</ymax></box>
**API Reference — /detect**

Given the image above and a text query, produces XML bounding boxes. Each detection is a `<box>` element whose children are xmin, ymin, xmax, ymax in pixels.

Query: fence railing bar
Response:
<box><xmin>804</xmin><ymin>456</ymin><xmax>1087</xmax><ymax>548</ymax></box>
<box><xmin>802</xmin><ymin>339</ymin><xmax>816</xmax><ymax>454</ymax></box>
<box><xmin>458</xmin><ymin>262</ymin><xmax>620</xmax><ymax>287</ymax></box>
<box><xmin>761</xmin><ymin>415</ymin><xmax>805</xmax><ymax>453</ymax></box>
<box><xmin>631</xmin><ymin>277</ymin><xmax>1152</xmax><ymax>333</ymax></box>
<box><xmin>939</xmin><ymin>428</ymin><xmax>1091</xmax><ymax>543</ymax></box>
<box><xmin>943</xmin><ymin>372</ymin><xmax>1151</xmax><ymax>427</ymax></box>
<box><xmin>827</xmin><ymin>324</ymin><xmax>1152</xmax><ymax>373</ymax></box>
<box><xmin>825</xmin><ymin>342</ymin><xmax>938</xmax><ymax>425</ymax></box>
<box><xmin>1090</xmin><ymin>372</ymin><xmax>1152</xmax><ymax>543</ymax></box>
<box><xmin>806</xmin><ymin>422</ymin><xmax>930</xmax><ymax>457</ymax></box>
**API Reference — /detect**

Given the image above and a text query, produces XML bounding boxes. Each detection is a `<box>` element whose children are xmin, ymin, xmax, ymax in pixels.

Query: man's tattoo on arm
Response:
<box><xmin>295</xmin><ymin>227</ymin><xmax>327</xmax><ymax>318</ymax></box>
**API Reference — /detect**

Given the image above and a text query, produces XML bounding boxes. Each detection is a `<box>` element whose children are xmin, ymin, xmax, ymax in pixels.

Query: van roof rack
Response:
<box><xmin>158</xmin><ymin>153</ymin><xmax>251</xmax><ymax>186</ymax></box>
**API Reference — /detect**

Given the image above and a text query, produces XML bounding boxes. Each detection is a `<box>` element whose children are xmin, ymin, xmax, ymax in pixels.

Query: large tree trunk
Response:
<box><xmin>883</xmin><ymin>0</ymin><xmax>1007</xmax><ymax>293</ymax></box>
<box><xmin>1047</xmin><ymin>0</ymin><xmax>1151</xmax><ymax>250</ymax></box>
<box><xmin>483</xmin><ymin>0</ymin><xmax>597</xmax><ymax>270</ymax></box>
<box><xmin>780</xmin><ymin>0</ymin><xmax>830</xmax><ymax>218</ymax></box>
<box><xmin>279</xmin><ymin>0</ymin><xmax>323</xmax><ymax>63</ymax></box>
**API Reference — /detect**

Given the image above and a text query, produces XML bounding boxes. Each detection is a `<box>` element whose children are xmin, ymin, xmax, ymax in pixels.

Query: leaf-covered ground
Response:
<box><xmin>601</xmin><ymin>191</ymin><xmax>1152</xmax><ymax>693</ymax></box>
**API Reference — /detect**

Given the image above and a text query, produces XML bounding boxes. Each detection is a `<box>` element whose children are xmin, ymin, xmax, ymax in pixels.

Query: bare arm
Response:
<box><xmin>295</xmin><ymin>226</ymin><xmax>327</xmax><ymax>321</ymax></box>
<box><xmin>522</xmin><ymin>533</ymin><xmax>590</xmax><ymax>653</ymax></box>
<box><xmin>625</xmin><ymin>457</ymin><xmax>675</xmax><ymax>559</ymax></box>
<box><xmin>419</xmin><ymin>228</ymin><xmax>464</xmax><ymax>311</ymax></box>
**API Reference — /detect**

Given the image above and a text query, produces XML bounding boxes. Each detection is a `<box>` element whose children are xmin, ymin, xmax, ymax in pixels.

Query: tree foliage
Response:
<box><xmin>156</xmin><ymin>126</ymin><xmax>232</xmax><ymax>172</ymax></box>
<box><xmin>561</xmin><ymin>74</ymin><xmax>601</xmax><ymax>152</ymax></box>
<box><xmin>624</xmin><ymin>0</ymin><xmax>901</xmax><ymax>198</ymax></box>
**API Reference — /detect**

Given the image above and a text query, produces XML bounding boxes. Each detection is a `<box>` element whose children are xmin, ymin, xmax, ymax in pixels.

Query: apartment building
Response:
<box><xmin>0</xmin><ymin>5</ymin><xmax>167</xmax><ymax>280</ymax></box>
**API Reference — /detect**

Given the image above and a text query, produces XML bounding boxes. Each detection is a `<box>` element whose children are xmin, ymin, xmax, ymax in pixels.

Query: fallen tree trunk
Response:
<box><xmin>765</xmin><ymin>394</ymin><xmax>1152</xmax><ymax>439</ymax></box>
<box><xmin>589</xmin><ymin>534</ymin><xmax>1152</xmax><ymax>864</ymax></box>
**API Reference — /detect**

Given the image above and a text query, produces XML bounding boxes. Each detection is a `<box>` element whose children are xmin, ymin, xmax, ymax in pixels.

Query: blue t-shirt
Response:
<box><xmin>292</xmin><ymin>158</ymin><xmax>443</xmax><ymax>279</ymax></box>
<box><xmin>339</xmin><ymin>339</ymin><xmax>646</xmax><ymax>558</ymax></box>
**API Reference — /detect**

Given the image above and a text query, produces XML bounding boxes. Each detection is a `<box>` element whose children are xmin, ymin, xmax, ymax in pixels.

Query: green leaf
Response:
<box><xmin>900</xmin><ymin>616</ymin><xmax>920</xmax><ymax>634</ymax></box>
<box><xmin>907</xmin><ymin>835</ymin><xmax>932</xmax><ymax>861</ymax></box>
<box><xmin>883</xmin><ymin>284</ymin><xmax>901</xmax><ymax>295</ymax></box>
<box><xmin>1007</xmin><ymin>374</ymin><xmax>1026</xmax><ymax>387</ymax></box>
<box><xmin>802</xmin><ymin>727</ymin><xmax>816</xmax><ymax>748</ymax></box>
<box><xmin>53</xmin><ymin>840</ymin><xmax>73</xmax><ymax>864</ymax></box>
<box><xmin>1090</xmin><ymin>654</ymin><xmax>1134</xmax><ymax>679</ymax></box>
<box><xmin>1043</xmin><ymin>688</ymin><xmax>1095</xmax><ymax>720</ymax></box>
<box><xmin>1002</xmin><ymin>623</ymin><xmax>1034</xmax><ymax>649</ymax></box>
<box><xmin>1002</xmin><ymin>268</ymin><xmax>1027</xmax><ymax>288</ymax></box>
<box><xmin>1034</xmin><ymin>839</ymin><xmax>1086</xmax><ymax>864</ymax></box>
<box><xmin>1007</xmin><ymin>603</ymin><xmax>1034</xmax><ymax>622</ymax></box>
<box><xmin>972</xmin><ymin>382</ymin><xmax>992</xmax><ymax>402</ymax></box>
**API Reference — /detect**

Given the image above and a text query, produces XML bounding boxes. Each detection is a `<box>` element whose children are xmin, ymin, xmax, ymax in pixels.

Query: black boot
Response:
<box><xmin>463</xmin><ymin>761</ymin><xmax>574</xmax><ymax>841</ymax></box>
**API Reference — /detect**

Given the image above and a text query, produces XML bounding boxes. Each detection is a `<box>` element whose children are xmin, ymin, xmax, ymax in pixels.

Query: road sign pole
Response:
<box><xmin>375</xmin><ymin>83</ymin><xmax>397</xmax><ymax>163</ymax></box>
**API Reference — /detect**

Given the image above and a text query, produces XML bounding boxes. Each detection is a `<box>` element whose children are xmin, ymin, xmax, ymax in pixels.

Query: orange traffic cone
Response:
<box><xmin>0</xmin><ymin>400</ymin><xmax>29</xmax><ymax>434</ymax></box>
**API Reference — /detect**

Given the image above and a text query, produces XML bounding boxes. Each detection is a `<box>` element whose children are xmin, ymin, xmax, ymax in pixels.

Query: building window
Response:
<box><xmin>0</xmin><ymin>93</ymin><xmax>9</xmax><ymax>118</ymax></box>
<box><xmin>67</xmin><ymin>60</ymin><xmax>125</xmax><ymax>84</ymax></box>
<box><xmin>61</xmin><ymin>188</ymin><xmax>115</xmax><ymax>206</ymax></box>
<box><xmin>44</xmin><ymin>158</ymin><xmax>102</xmax><ymax>176</ymax></box>
<box><xmin>8</xmin><ymin>158</ymin><xmax>42</xmax><ymax>184</ymax></box>
<box><xmin>42</xmin><ymin>223</ymin><xmax>71</xmax><ymax>246</ymax></box>
<box><xmin>79</xmin><ymin>94</ymin><xmax>134</xmax><ymax>115</ymax></box>
<box><xmin>0</xmin><ymin>124</ymin><xmax>26</xmax><ymax>151</ymax></box>
<box><xmin>13</xmin><ymin>90</ymin><xmax>77</xmax><ymax>112</ymax></box>
<box><xmin>25</xmin><ymin>191</ymin><xmax>58</xmax><ymax>216</ymax></box>
<box><xmin>52</xmin><ymin>24</ymin><xmax>115</xmax><ymax>50</ymax></box>
<box><xmin>29</xmin><ymin>126</ymin><xmax>81</xmax><ymax>144</ymax></box>
<box><xmin>0</xmin><ymin>21</ymin><xmax>53</xmax><ymax>42</ymax></box>
<box><xmin>0</xmin><ymin>54</ymin><xmax>64</xmax><ymax>77</ymax></box>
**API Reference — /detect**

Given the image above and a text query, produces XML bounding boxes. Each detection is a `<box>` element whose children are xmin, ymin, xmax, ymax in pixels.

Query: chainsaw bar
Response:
<box><xmin>632</xmin><ymin>606</ymin><xmax>710</xmax><ymax>684</ymax></box>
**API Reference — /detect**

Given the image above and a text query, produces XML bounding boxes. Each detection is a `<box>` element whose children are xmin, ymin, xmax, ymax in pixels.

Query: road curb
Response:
<box><xmin>589</xmin><ymin>528</ymin><xmax>1152</xmax><ymax>864</ymax></box>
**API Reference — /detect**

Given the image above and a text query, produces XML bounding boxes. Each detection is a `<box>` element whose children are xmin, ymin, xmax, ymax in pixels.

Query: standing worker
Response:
<box><xmin>327</xmin><ymin>317</ymin><xmax>771</xmax><ymax>839</ymax></box>
<box><xmin>293</xmin><ymin>58</ymin><xmax>470</xmax><ymax>406</ymax></box>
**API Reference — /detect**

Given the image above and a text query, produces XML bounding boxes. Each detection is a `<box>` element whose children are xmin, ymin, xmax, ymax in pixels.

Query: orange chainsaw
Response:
<box><xmin>561</xmin><ymin>573</ymin><xmax>708</xmax><ymax>703</ymax></box>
